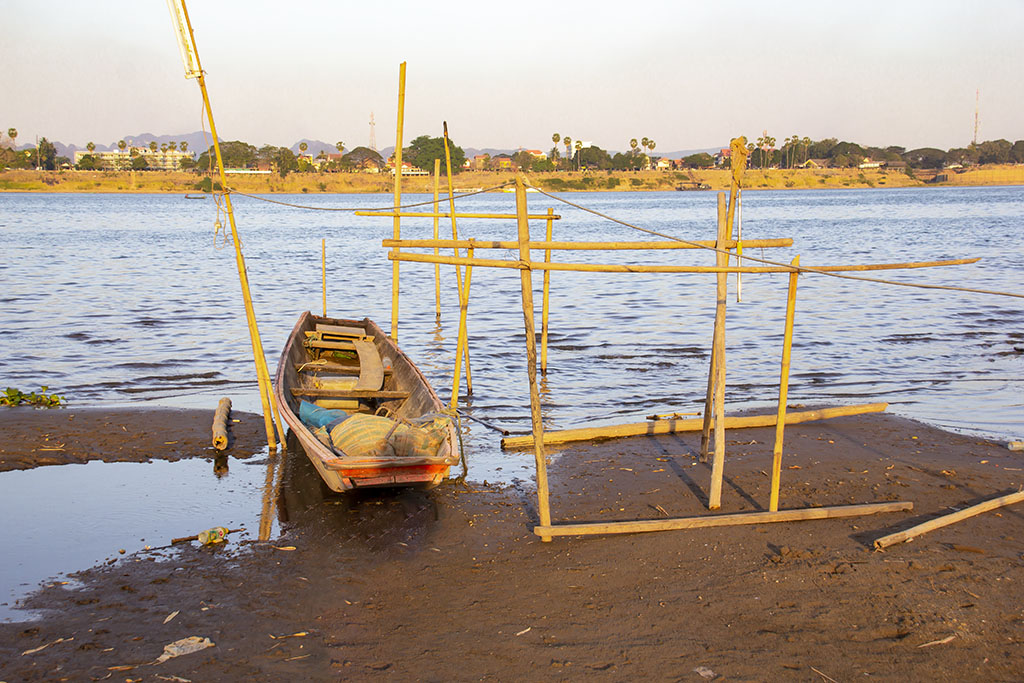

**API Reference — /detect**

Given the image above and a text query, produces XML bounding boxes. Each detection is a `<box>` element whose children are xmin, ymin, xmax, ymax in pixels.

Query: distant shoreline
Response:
<box><xmin>2</xmin><ymin>166</ymin><xmax>1023</xmax><ymax>194</ymax></box>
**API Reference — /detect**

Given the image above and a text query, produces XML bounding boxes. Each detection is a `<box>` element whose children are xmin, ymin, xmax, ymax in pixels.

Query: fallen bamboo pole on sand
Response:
<box><xmin>211</xmin><ymin>397</ymin><xmax>231</xmax><ymax>450</ymax></box>
<box><xmin>500</xmin><ymin>402</ymin><xmax>888</xmax><ymax>449</ymax></box>
<box><xmin>874</xmin><ymin>488</ymin><xmax>1024</xmax><ymax>550</ymax></box>
<box><xmin>534</xmin><ymin>501</ymin><xmax>913</xmax><ymax>538</ymax></box>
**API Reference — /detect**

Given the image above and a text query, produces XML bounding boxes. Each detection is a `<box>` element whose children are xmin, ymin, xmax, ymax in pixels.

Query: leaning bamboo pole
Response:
<box><xmin>708</xmin><ymin>194</ymin><xmax>730</xmax><ymax>509</ymax></box>
<box><xmin>443</xmin><ymin>122</ymin><xmax>472</xmax><ymax>394</ymax></box>
<box><xmin>701</xmin><ymin>195</ymin><xmax>731</xmax><ymax>460</ymax></box>
<box><xmin>516</xmin><ymin>175</ymin><xmax>552</xmax><ymax>541</ymax></box>
<box><xmin>769</xmin><ymin>255</ymin><xmax>800</xmax><ymax>512</ymax></box>
<box><xmin>432</xmin><ymin>158</ymin><xmax>442</xmax><ymax>320</ymax></box>
<box><xmin>386</xmin><ymin>252</ymin><xmax>979</xmax><ymax>274</ymax></box>
<box><xmin>170</xmin><ymin>0</ymin><xmax>281</xmax><ymax>452</ymax></box>
<box><xmin>390</xmin><ymin>62</ymin><xmax>407</xmax><ymax>341</ymax></box>
<box><xmin>534</xmin><ymin>501</ymin><xmax>912</xmax><ymax>539</ymax></box>
<box><xmin>450</xmin><ymin>246</ymin><xmax>475</xmax><ymax>411</ymax></box>
<box><xmin>361</xmin><ymin>212</ymin><xmax>563</xmax><ymax>221</ymax></box>
<box><xmin>541</xmin><ymin>208</ymin><xmax>554</xmax><ymax>374</ymax></box>
<box><xmin>500</xmin><ymin>402</ymin><xmax>889</xmax><ymax>449</ymax></box>
<box><xmin>321</xmin><ymin>238</ymin><xmax>327</xmax><ymax>316</ymax></box>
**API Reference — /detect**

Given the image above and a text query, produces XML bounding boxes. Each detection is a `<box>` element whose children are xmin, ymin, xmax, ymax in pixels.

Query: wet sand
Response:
<box><xmin>1</xmin><ymin>408</ymin><xmax>1023</xmax><ymax>681</ymax></box>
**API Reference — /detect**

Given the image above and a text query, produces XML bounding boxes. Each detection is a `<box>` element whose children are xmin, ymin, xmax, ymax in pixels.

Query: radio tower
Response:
<box><xmin>973</xmin><ymin>89</ymin><xmax>980</xmax><ymax>146</ymax></box>
<box><xmin>369</xmin><ymin>112</ymin><xmax>377</xmax><ymax>152</ymax></box>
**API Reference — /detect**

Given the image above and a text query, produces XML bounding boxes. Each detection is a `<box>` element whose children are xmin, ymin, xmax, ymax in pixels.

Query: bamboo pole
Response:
<box><xmin>432</xmin><ymin>158</ymin><xmax>441</xmax><ymax>320</ymax></box>
<box><xmin>541</xmin><ymin>207</ymin><xmax>554</xmax><ymax>374</ymax></box>
<box><xmin>360</xmin><ymin>211</ymin><xmax>563</xmax><ymax>220</ymax></box>
<box><xmin>874</xmin><ymin>489</ymin><xmax>1024</xmax><ymax>550</ymax></box>
<box><xmin>534</xmin><ymin>501</ymin><xmax>912</xmax><ymax>538</ymax></box>
<box><xmin>701</xmin><ymin>194</ymin><xmax>730</xmax><ymax>462</ymax></box>
<box><xmin>708</xmin><ymin>193</ymin><xmax>730</xmax><ymax>509</ymax></box>
<box><xmin>211</xmin><ymin>397</ymin><xmax>231</xmax><ymax>450</ymax></box>
<box><xmin>321</xmin><ymin>238</ymin><xmax>327</xmax><ymax>317</ymax></box>
<box><xmin>390</xmin><ymin>62</ymin><xmax>406</xmax><ymax>341</ymax></box>
<box><xmin>443</xmin><ymin>121</ymin><xmax>472</xmax><ymax>394</ymax></box>
<box><xmin>769</xmin><ymin>255</ymin><xmax>800</xmax><ymax>512</ymax></box>
<box><xmin>382</xmin><ymin>238</ymin><xmax>789</xmax><ymax>250</ymax></box>
<box><xmin>736</xmin><ymin>189</ymin><xmax>743</xmax><ymax>303</ymax></box>
<box><xmin>500</xmin><ymin>402</ymin><xmax>888</xmax><ymax>449</ymax></box>
<box><xmin>173</xmin><ymin>1</ymin><xmax>280</xmax><ymax>452</ymax></box>
<box><xmin>450</xmin><ymin>245</ymin><xmax>474</xmax><ymax>411</ymax></box>
<box><xmin>516</xmin><ymin>175</ymin><xmax>552</xmax><ymax>542</ymax></box>
<box><xmin>386</xmin><ymin>252</ymin><xmax>978</xmax><ymax>274</ymax></box>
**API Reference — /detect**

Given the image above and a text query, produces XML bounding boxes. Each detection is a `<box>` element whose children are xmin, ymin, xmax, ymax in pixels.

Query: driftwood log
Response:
<box><xmin>212</xmin><ymin>397</ymin><xmax>231</xmax><ymax>451</ymax></box>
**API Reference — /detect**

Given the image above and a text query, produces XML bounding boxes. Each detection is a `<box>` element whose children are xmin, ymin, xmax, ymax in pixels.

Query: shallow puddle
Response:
<box><xmin>0</xmin><ymin>455</ymin><xmax>276</xmax><ymax>622</ymax></box>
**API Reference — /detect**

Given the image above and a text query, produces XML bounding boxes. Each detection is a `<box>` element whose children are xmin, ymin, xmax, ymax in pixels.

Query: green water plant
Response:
<box><xmin>1</xmin><ymin>386</ymin><xmax>66</xmax><ymax>408</ymax></box>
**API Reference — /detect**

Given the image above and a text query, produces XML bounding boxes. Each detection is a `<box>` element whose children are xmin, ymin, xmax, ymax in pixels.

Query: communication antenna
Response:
<box><xmin>369</xmin><ymin>112</ymin><xmax>377</xmax><ymax>151</ymax></box>
<box><xmin>973</xmin><ymin>89</ymin><xmax>980</xmax><ymax>146</ymax></box>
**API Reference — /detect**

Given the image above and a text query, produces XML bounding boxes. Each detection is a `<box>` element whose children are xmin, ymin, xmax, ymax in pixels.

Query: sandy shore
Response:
<box><xmin>1</xmin><ymin>407</ymin><xmax>1022</xmax><ymax>680</ymax></box>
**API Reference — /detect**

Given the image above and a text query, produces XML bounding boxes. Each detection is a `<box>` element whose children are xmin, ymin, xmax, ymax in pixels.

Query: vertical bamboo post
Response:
<box><xmin>321</xmin><ymin>238</ymin><xmax>327</xmax><ymax>317</ymax></box>
<box><xmin>769</xmin><ymin>255</ymin><xmax>800</xmax><ymax>512</ymax></box>
<box><xmin>735</xmin><ymin>189</ymin><xmax>743</xmax><ymax>303</ymax></box>
<box><xmin>171</xmin><ymin>0</ymin><xmax>280</xmax><ymax>452</ymax></box>
<box><xmin>432</xmin><ymin>157</ymin><xmax>442</xmax><ymax>321</ymax></box>
<box><xmin>540</xmin><ymin>207</ymin><xmax>554</xmax><ymax>374</ymax></box>
<box><xmin>701</xmin><ymin>193</ymin><xmax>730</xmax><ymax>461</ymax></box>
<box><xmin>516</xmin><ymin>175</ymin><xmax>552</xmax><ymax>541</ymax></box>
<box><xmin>450</xmin><ymin>246</ymin><xmax>475</xmax><ymax>411</ymax></box>
<box><xmin>708</xmin><ymin>193</ymin><xmax>729</xmax><ymax>510</ymax></box>
<box><xmin>442</xmin><ymin>121</ymin><xmax>472</xmax><ymax>394</ymax></box>
<box><xmin>390</xmin><ymin>62</ymin><xmax>407</xmax><ymax>341</ymax></box>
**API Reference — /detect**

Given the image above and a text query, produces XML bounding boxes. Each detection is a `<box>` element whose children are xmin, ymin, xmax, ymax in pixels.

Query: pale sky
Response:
<box><xmin>3</xmin><ymin>0</ymin><xmax>1022</xmax><ymax>153</ymax></box>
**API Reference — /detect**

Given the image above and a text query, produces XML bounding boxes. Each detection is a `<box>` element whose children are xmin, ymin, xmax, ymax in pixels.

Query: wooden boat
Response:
<box><xmin>274</xmin><ymin>312</ymin><xmax>458</xmax><ymax>491</ymax></box>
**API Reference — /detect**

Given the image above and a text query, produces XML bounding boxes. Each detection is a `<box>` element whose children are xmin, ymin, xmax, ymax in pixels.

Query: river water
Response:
<box><xmin>1</xmin><ymin>186</ymin><xmax>1022</xmax><ymax>619</ymax></box>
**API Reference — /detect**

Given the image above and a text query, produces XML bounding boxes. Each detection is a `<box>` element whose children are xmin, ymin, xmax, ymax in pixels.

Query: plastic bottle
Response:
<box><xmin>197</xmin><ymin>527</ymin><xmax>230</xmax><ymax>545</ymax></box>
<box><xmin>381</xmin><ymin>356</ymin><xmax>393</xmax><ymax>372</ymax></box>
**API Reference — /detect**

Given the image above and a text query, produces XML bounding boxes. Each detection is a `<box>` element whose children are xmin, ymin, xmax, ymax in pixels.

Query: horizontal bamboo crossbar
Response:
<box><xmin>388</xmin><ymin>252</ymin><xmax>979</xmax><ymax>274</ymax></box>
<box><xmin>291</xmin><ymin>388</ymin><xmax>410</xmax><ymax>400</ymax></box>
<box><xmin>874</xmin><ymin>489</ymin><xmax>1024</xmax><ymax>550</ymax></box>
<box><xmin>382</xmin><ymin>238</ymin><xmax>794</xmax><ymax>250</ymax></box>
<box><xmin>534</xmin><ymin>501</ymin><xmax>913</xmax><ymax>538</ymax></box>
<box><xmin>356</xmin><ymin>211</ymin><xmax>561</xmax><ymax>220</ymax></box>
<box><xmin>501</xmin><ymin>403</ymin><xmax>888</xmax><ymax>449</ymax></box>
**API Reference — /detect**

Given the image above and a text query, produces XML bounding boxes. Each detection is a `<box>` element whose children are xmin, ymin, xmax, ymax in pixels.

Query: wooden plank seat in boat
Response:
<box><xmin>302</xmin><ymin>325</ymin><xmax>384</xmax><ymax>392</ymax></box>
<box><xmin>294</xmin><ymin>360</ymin><xmax>393</xmax><ymax>377</ymax></box>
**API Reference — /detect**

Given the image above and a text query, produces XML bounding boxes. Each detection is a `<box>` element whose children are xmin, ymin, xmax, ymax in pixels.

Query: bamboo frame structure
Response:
<box><xmin>360</xmin><ymin>212</ymin><xmax>562</xmax><ymax>220</ymax></box>
<box><xmin>769</xmin><ymin>255</ymin><xmax>800</xmax><ymax>511</ymax></box>
<box><xmin>707</xmin><ymin>194</ymin><xmax>730</xmax><ymax>508</ymax></box>
<box><xmin>383</xmin><ymin>238</ymin><xmax>783</xmax><ymax>250</ymax></box>
<box><xmin>321</xmin><ymin>238</ymin><xmax>327</xmax><ymax>317</ymax></box>
<box><xmin>169</xmin><ymin>0</ymin><xmax>282</xmax><ymax>453</ymax></box>
<box><xmin>443</xmin><ymin>121</ymin><xmax>472</xmax><ymax>397</ymax></box>
<box><xmin>390</xmin><ymin>62</ymin><xmax>406</xmax><ymax>341</ymax></box>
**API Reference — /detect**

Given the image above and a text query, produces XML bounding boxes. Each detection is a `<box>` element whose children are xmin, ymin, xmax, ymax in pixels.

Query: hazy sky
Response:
<box><xmin>3</xmin><ymin>0</ymin><xmax>1022</xmax><ymax>153</ymax></box>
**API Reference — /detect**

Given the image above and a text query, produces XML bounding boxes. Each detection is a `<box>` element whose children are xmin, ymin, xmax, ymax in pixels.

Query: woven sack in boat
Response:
<box><xmin>328</xmin><ymin>414</ymin><xmax>448</xmax><ymax>459</ymax></box>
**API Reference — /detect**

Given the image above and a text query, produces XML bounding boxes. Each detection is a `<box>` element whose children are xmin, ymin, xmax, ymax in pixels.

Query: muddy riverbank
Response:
<box><xmin>1</xmin><ymin>407</ymin><xmax>1022</xmax><ymax>680</ymax></box>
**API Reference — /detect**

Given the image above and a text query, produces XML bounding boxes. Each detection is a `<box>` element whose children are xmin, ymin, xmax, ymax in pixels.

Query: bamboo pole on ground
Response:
<box><xmin>321</xmin><ymin>238</ymin><xmax>327</xmax><ymax>316</ymax></box>
<box><xmin>390</xmin><ymin>62</ymin><xmax>406</xmax><ymax>341</ymax></box>
<box><xmin>432</xmin><ymin>158</ymin><xmax>442</xmax><ymax>320</ymax></box>
<box><xmin>516</xmin><ymin>175</ymin><xmax>552</xmax><ymax>541</ymax></box>
<box><xmin>443</xmin><ymin>121</ymin><xmax>472</xmax><ymax>394</ymax></box>
<box><xmin>168</xmin><ymin>0</ymin><xmax>280</xmax><ymax>452</ymax></box>
<box><xmin>211</xmin><ymin>396</ymin><xmax>231</xmax><ymax>451</ymax></box>
<box><xmin>769</xmin><ymin>255</ymin><xmax>800</xmax><ymax>512</ymax></box>
<box><xmin>541</xmin><ymin>207</ymin><xmax>554</xmax><ymax>374</ymax></box>
<box><xmin>874</xmin><ymin>489</ymin><xmax>1024</xmax><ymax>550</ymax></box>
<box><xmin>533</xmin><ymin>501</ymin><xmax>912</xmax><ymax>538</ymax></box>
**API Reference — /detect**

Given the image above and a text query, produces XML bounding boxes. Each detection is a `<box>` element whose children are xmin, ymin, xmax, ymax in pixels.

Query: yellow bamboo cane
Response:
<box><xmin>443</xmin><ymin>121</ymin><xmax>472</xmax><ymax>395</ymax></box>
<box><xmin>391</xmin><ymin>62</ymin><xmax>406</xmax><ymax>341</ymax></box>
<box><xmin>432</xmin><ymin>158</ymin><xmax>442</xmax><ymax>320</ymax></box>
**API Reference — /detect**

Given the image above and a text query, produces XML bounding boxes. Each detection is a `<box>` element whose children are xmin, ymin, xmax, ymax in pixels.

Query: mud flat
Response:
<box><xmin>1</xmin><ymin>408</ymin><xmax>1022</xmax><ymax>680</ymax></box>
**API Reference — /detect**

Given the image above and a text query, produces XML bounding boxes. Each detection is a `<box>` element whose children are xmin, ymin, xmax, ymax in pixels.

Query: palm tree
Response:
<box><xmin>630</xmin><ymin>138</ymin><xmax>638</xmax><ymax>154</ymax></box>
<box><xmin>563</xmin><ymin>137</ymin><xmax>572</xmax><ymax>169</ymax></box>
<box><xmin>160</xmin><ymin>143</ymin><xmax>168</xmax><ymax>154</ymax></box>
<box><xmin>86</xmin><ymin>141</ymin><xmax>95</xmax><ymax>153</ymax></box>
<box><xmin>299</xmin><ymin>141</ymin><xmax>308</xmax><ymax>155</ymax></box>
<box><xmin>573</xmin><ymin>140</ymin><xmax>582</xmax><ymax>171</ymax></box>
<box><xmin>169</xmin><ymin>141</ymin><xmax>177</xmax><ymax>151</ymax></box>
<box><xmin>552</xmin><ymin>132</ymin><xmax>560</xmax><ymax>147</ymax></box>
<box><xmin>335</xmin><ymin>141</ymin><xmax>345</xmax><ymax>153</ymax></box>
<box><xmin>802</xmin><ymin>136</ymin><xmax>811</xmax><ymax>164</ymax></box>
<box><xmin>118</xmin><ymin>140</ymin><xmax>127</xmax><ymax>152</ymax></box>
<box><xmin>7</xmin><ymin>128</ymin><xmax>16</xmax><ymax>147</ymax></box>
<box><xmin>180</xmin><ymin>141</ymin><xmax>188</xmax><ymax>153</ymax></box>
<box><xmin>149</xmin><ymin>141</ymin><xmax>158</xmax><ymax>153</ymax></box>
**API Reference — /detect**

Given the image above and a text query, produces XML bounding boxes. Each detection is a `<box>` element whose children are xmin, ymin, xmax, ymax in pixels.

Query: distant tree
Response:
<box><xmin>118</xmin><ymin>139</ymin><xmax>127</xmax><ymax>152</ymax></box>
<box><xmin>903</xmin><ymin>148</ymin><xmax>946</xmax><ymax>169</ymax></box>
<box><xmin>977</xmin><ymin>139</ymin><xmax>1012</xmax><ymax>165</ymax></box>
<box><xmin>573</xmin><ymin>140</ymin><xmax>582</xmax><ymax>170</ymax></box>
<box><xmin>197</xmin><ymin>141</ymin><xmax>258</xmax><ymax>170</ymax></box>
<box><xmin>562</xmin><ymin>137</ymin><xmax>571</xmax><ymax>167</ymax></box>
<box><xmin>169</xmin><ymin>141</ymin><xmax>177</xmax><ymax>151</ymax></box>
<box><xmin>76</xmin><ymin>155</ymin><xmax>98</xmax><ymax>171</ymax></box>
<box><xmin>647</xmin><ymin>139</ymin><xmax>656</xmax><ymax>159</ymax></box>
<box><xmin>577</xmin><ymin>145</ymin><xmax>613</xmax><ymax>170</ymax></box>
<box><xmin>630</xmin><ymin>138</ymin><xmax>638</xmax><ymax>154</ymax></box>
<box><xmin>612</xmin><ymin>150</ymin><xmax>645</xmax><ymax>171</ymax></box>
<box><xmin>335</xmin><ymin>141</ymin><xmax>345</xmax><ymax>154</ymax></box>
<box><xmin>946</xmin><ymin>147</ymin><xmax>978</xmax><ymax>166</ymax></box>
<box><xmin>37</xmin><ymin>138</ymin><xmax>57</xmax><ymax>170</ymax></box>
<box><xmin>149</xmin><ymin>141</ymin><xmax>158</xmax><ymax>152</ymax></box>
<box><xmin>273</xmin><ymin>147</ymin><xmax>297</xmax><ymax>177</ymax></box>
<box><xmin>1011</xmin><ymin>140</ymin><xmax>1024</xmax><ymax>164</ymax></box>
<box><xmin>131</xmin><ymin>154</ymin><xmax>149</xmax><ymax>170</ymax></box>
<box><xmin>342</xmin><ymin>146</ymin><xmax>383</xmax><ymax>171</ymax></box>
<box><xmin>682</xmin><ymin>152</ymin><xmax>715</xmax><ymax>169</ymax></box>
<box><xmin>801</xmin><ymin>136</ymin><xmax>811</xmax><ymax>163</ymax></box>
<box><xmin>403</xmin><ymin>135</ymin><xmax>466</xmax><ymax>173</ymax></box>
<box><xmin>180</xmin><ymin>141</ymin><xmax>188</xmax><ymax>153</ymax></box>
<box><xmin>299</xmin><ymin>141</ymin><xmax>308</xmax><ymax>154</ymax></box>
<box><xmin>86</xmin><ymin>141</ymin><xmax>95</xmax><ymax>153</ymax></box>
<box><xmin>7</xmin><ymin>128</ymin><xmax>16</xmax><ymax>147</ymax></box>
<box><xmin>552</xmin><ymin>132</ymin><xmax>560</xmax><ymax>148</ymax></box>
<box><xmin>160</xmin><ymin>143</ymin><xmax>168</xmax><ymax>153</ymax></box>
